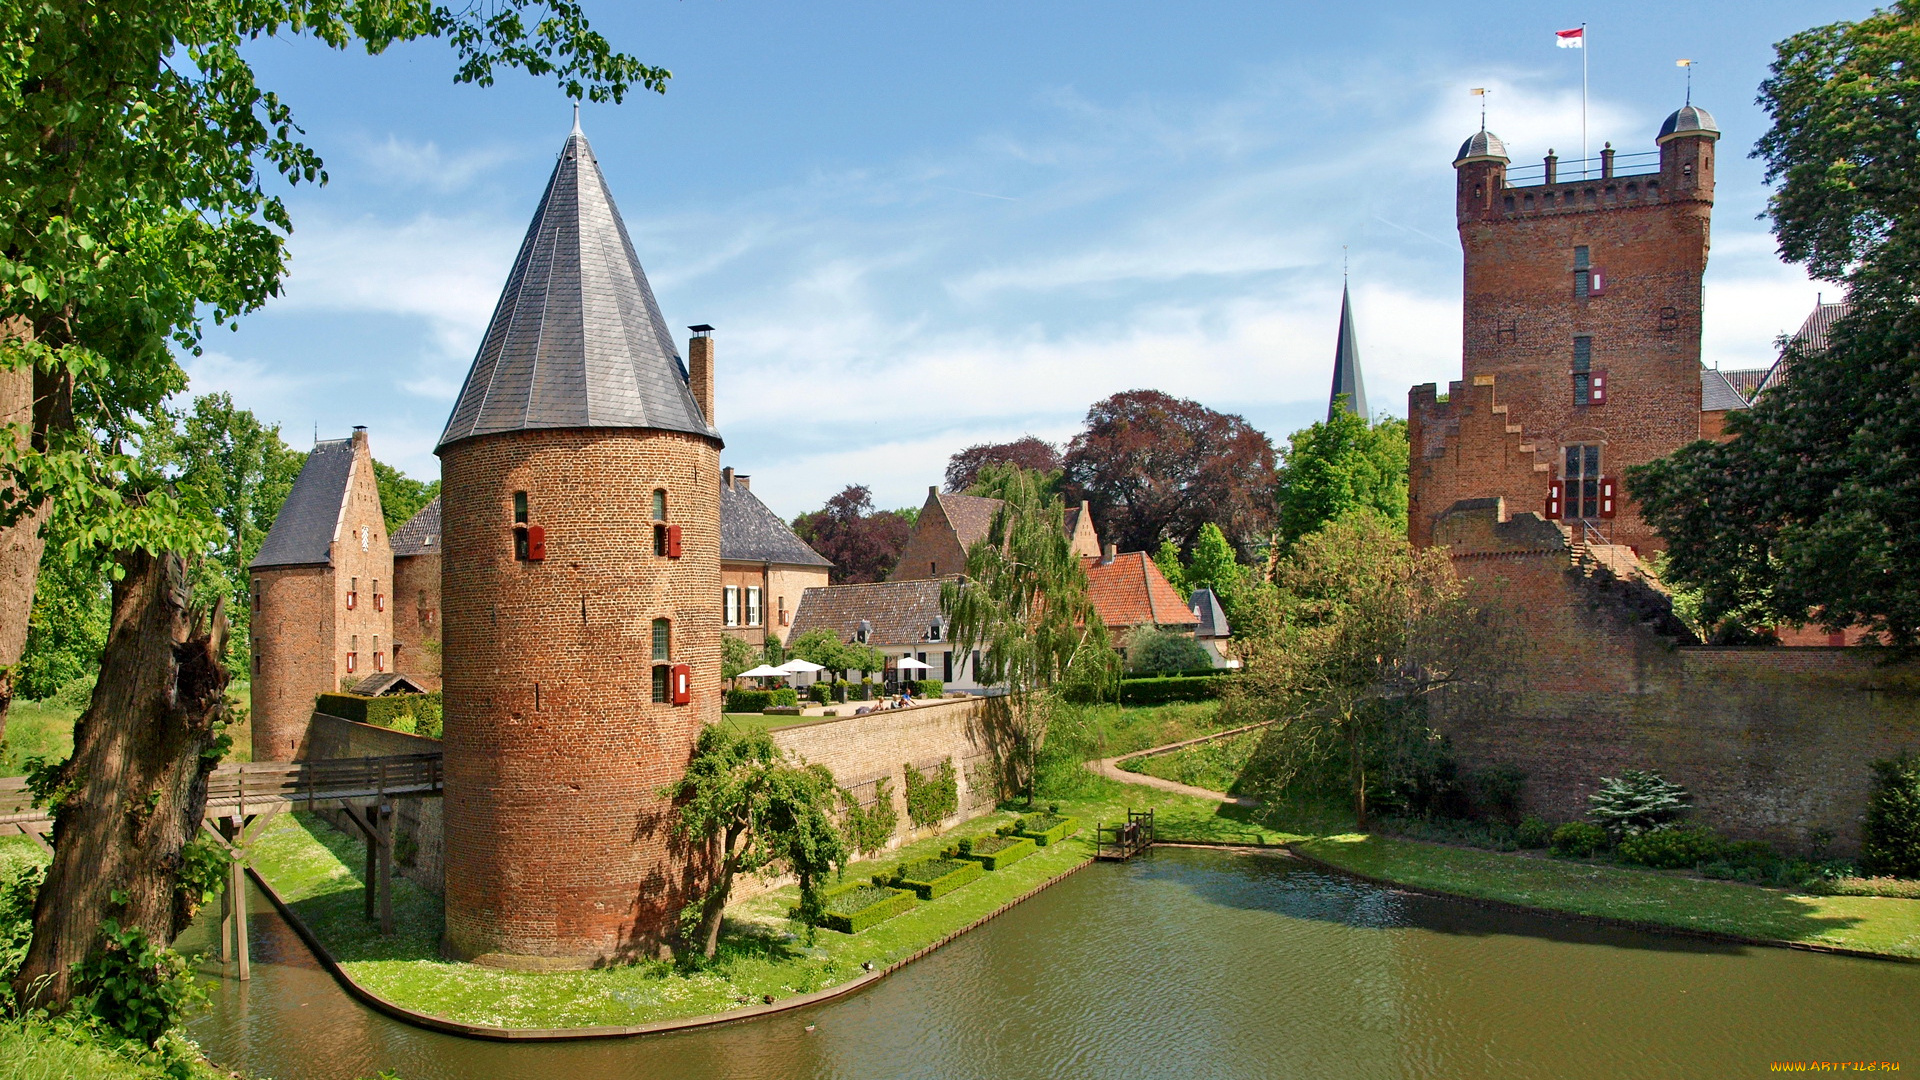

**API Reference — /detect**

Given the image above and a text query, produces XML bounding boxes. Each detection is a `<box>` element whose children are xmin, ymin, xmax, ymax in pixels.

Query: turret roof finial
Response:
<box><xmin>571</xmin><ymin>101</ymin><xmax>582</xmax><ymax>134</ymax></box>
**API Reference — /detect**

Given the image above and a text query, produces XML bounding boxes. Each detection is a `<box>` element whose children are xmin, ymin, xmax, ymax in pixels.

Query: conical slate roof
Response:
<box><xmin>438</xmin><ymin>123</ymin><xmax>719</xmax><ymax>451</ymax></box>
<box><xmin>1328</xmin><ymin>284</ymin><xmax>1368</xmax><ymax>421</ymax></box>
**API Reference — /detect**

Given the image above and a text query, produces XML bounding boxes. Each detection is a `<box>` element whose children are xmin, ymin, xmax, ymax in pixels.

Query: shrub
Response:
<box><xmin>883</xmin><ymin>856</ymin><xmax>983</xmax><ymax>900</ymax></box>
<box><xmin>840</xmin><ymin>777</ymin><xmax>898</xmax><ymax>856</ymax></box>
<box><xmin>807</xmin><ymin>683</ymin><xmax>832</xmax><ymax>705</ymax></box>
<box><xmin>903</xmin><ymin>759</ymin><xmax>958</xmax><ymax>829</ymax></box>
<box><xmin>1125</xmin><ymin>626</ymin><xmax>1213</xmax><ymax>675</ymax></box>
<box><xmin>1116</xmin><ymin>674</ymin><xmax>1228</xmax><ymax>705</ymax></box>
<box><xmin>957</xmin><ymin>833</ymin><xmax>1037</xmax><ymax>870</ymax></box>
<box><xmin>801</xmin><ymin>883</ymin><xmax>916</xmax><ymax>934</ymax></box>
<box><xmin>913</xmin><ymin>679</ymin><xmax>944</xmax><ymax>699</ymax></box>
<box><xmin>315</xmin><ymin>692</ymin><xmax>442</xmax><ymax>737</ymax></box>
<box><xmin>725</xmin><ymin>689</ymin><xmax>774</xmax><ymax>713</ymax></box>
<box><xmin>1550</xmin><ymin>821</ymin><xmax>1609</xmax><ymax>858</ymax></box>
<box><xmin>74</xmin><ymin>920</ymin><xmax>199</xmax><ymax>1046</ymax></box>
<box><xmin>770</xmin><ymin>687</ymin><xmax>799</xmax><ymax>707</ymax></box>
<box><xmin>1861</xmin><ymin>752</ymin><xmax>1920</xmax><ymax>879</ymax></box>
<box><xmin>1473</xmin><ymin>763</ymin><xmax>1527</xmax><ymax>822</ymax></box>
<box><xmin>1515</xmin><ymin>815</ymin><xmax>1554</xmax><ymax>849</ymax></box>
<box><xmin>1616</xmin><ymin>825</ymin><xmax>1724</xmax><ymax>870</ymax></box>
<box><xmin>1016</xmin><ymin>812</ymin><xmax>1078</xmax><ymax>846</ymax></box>
<box><xmin>1588</xmin><ymin>769</ymin><xmax>1690</xmax><ymax>839</ymax></box>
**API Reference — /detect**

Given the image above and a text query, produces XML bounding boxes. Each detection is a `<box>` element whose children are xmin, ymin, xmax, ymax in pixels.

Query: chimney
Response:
<box><xmin>722</xmin><ymin>466</ymin><xmax>734</xmax><ymax>490</ymax></box>
<box><xmin>928</xmin><ymin>485</ymin><xmax>938</xmax><ymax>499</ymax></box>
<box><xmin>687</xmin><ymin>324</ymin><xmax>716</xmax><ymax>425</ymax></box>
<box><xmin>736</xmin><ymin>474</ymin><xmax>750</xmax><ymax>491</ymax></box>
<box><xmin>1100</xmin><ymin>543</ymin><xmax>1116</xmax><ymax>566</ymax></box>
<box><xmin>1543</xmin><ymin>149</ymin><xmax>1557</xmax><ymax>185</ymax></box>
<box><xmin>1600</xmin><ymin>142</ymin><xmax>1615</xmax><ymax>180</ymax></box>
<box><xmin>352</xmin><ymin>425</ymin><xmax>368</xmax><ymax>451</ymax></box>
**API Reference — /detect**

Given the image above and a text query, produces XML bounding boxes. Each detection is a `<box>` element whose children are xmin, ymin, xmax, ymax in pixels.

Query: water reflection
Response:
<box><xmin>184</xmin><ymin>847</ymin><xmax>1920</xmax><ymax>1080</ymax></box>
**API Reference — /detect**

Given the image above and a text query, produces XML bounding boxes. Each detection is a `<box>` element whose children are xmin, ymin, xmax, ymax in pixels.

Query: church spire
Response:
<box><xmin>438</xmin><ymin>122</ymin><xmax>718</xmax><ymax>451</ymax></box>
<box><xmin>1328</xmin><ymin>283</ymin><xmax>1368</xmax><ymax>421</ymax></box>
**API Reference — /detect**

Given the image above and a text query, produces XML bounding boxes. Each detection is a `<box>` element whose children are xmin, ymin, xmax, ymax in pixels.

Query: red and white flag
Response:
<box><xmin>1556</xmin><ymin>27</ymin><xmax>1585</xmax><ymax>48</ymax></box>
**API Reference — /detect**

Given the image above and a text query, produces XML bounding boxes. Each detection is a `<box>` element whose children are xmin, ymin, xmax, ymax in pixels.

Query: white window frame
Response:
<box><xmin>723</xmin><ymin>585</ymin><xmax>739</xmax><ymax>627</ymax></box>
<box><xmin>746</xmin><ymin>587</ymin><xmax>762</xmax><ymax>627</ymax></box>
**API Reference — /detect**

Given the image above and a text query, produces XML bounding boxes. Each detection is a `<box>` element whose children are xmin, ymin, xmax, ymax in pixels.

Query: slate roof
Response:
<box><xmin>788</xmin><ymin>578</ymin><xmax>957</xmax><ymax>647</ymax></box>
<box><xmin>1700</xmin><ymin>367</ymin><xmax>1750</xmax><ymax>413</ymax></box>
<box><xmin>391</xmin><ymin>496</ymin><xmax>441</xmax><ymax>558</ymax></box>
<box><xmin>938</xmin><ymin>493</ymin><xmax>1003</xmax><ymax>548</ymax></box>
<box><xmin>252</xmin><ymin>439</ymin><xmax>355</xmax><ymax>569</ymax></box>
<box><xmin>438</xmin><ymin>124</ymin><xmax>719</xmax><ymax>450</ymax></box>
<box><xmin>352</xmin><ymin>673</ymin><xmax>432</xmax><ymax>697</ymax></box>
<box><xmin>1329</xmin><ymin>283</ymin><xmax>1368</xmax><ymax>420</ymax></box>
<box><xmin>1658</xmin><ymin>104</ymin><xmax>1720</xmax><ymax>143</ymax></box>
<box><xmin>1082</xmin><ymin>552</ymin><xmax>1198</xmax><ymax>630</ymax></box>
<box><xmin>721</xmin><ymin>480</ymin><xmax>830</xmax><ymax>567</ymax></box>
<box><xmin>1455</xmin><ymin>130</ymin><xmax>1508</xmax><ymax>165</ymax></box>
<box><xmin>1189</xmin><ymin>587</ymin><xmax>1230</xmax><ymax>639</ymax></box>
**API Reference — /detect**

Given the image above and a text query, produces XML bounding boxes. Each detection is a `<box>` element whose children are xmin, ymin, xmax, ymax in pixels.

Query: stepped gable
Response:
<box><xmin>1329</xmin><ymin>283</ymin><xmax>1369</xmax><ymax>420</ymax></box>
<box><xmin>252</xmin><ymin>438</ymin><xmax>355</xmax><ymax>568</ymax></box>
<box><xmin>438</xmin><ymin>123</ymin><xmax>718</xmax><ymax>449</ymax></box>
<box><xmin>721</xmin><ymin>481</ymin><xmax>830</xmax><ymax>567</ymax></box>
<box><xmin>391</xmin><ymin>496</ymin><xmax>441</xmax><ymax>556</ymax></box>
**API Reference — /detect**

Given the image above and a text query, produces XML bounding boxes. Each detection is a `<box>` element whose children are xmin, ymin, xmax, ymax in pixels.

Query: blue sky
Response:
<box><xmin>197</xmin><ymin>0</ymin><xmax>1861</xmax><ymax>519</ymax></box>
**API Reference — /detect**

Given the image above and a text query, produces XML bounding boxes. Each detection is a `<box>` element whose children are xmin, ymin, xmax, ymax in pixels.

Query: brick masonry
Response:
<box><xmin>1433</xmin><ymin>502</ymin><xmax>1920</xmax><ymax>855</ymax></box>
<box><xmin>438</xmin><ymin>427</ymin><xmax>722</xmax><ymax>969</ymax></box>
<box><xmin>307</xmin><ymin>711</ymin><xmax>445</xmax><ymax>894</ymax></box>
<box><xmin>1410</xmin><ymin>125</ymin><xmax>1719</xmax><ymax>554</ymax></box>
<box><xmin>391</xmin><ymin>550</ymin><xmax>441</xmax><ymax>682</ymax></box>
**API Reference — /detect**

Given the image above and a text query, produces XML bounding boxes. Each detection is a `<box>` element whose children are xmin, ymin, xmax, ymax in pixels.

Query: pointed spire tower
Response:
<box><xmin>438</xmin><ymin>122</ymin><xmax>721</xmax><ymax>969</ymax></box>
<box><xmin>1328</xmin><ymin>283</ymin><xmax>1369</xmax><ymax>421</ymax></box>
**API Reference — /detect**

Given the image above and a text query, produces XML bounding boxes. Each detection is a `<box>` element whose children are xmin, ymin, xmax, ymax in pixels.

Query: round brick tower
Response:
<box><xmin>437</xmin><ymin>120</ymin><xmax>722</xmax><ymax>968</ymax></box>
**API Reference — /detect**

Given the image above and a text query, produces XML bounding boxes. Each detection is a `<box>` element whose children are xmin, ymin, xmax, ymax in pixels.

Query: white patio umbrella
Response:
<box><xmin>777</xmin><ymin>659</ymin><xmax>825</xmax><ymax>673</ymax></box>
<box><xmin>895</xmin><ymin>657</ymin><xmax>931</xmax><ymax>672</ymax></box>
<box><xmin>736</xmin><ymin>664</ymin><xmax>787</xmax><ymax>678</ymax></box>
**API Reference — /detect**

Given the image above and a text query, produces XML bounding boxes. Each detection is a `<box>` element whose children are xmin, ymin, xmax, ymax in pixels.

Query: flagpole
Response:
<box><xmin>1582</xmin><ymin>23</ymin><xmax>1589</xmax><ymax>178</ymax></box>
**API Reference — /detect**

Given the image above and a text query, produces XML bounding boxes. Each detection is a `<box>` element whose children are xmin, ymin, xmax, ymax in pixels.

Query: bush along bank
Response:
<box><xmin>951</xmin><ymin>833</ymin><xmax>1036</xmax><ymax>871</ymax></box>
<box><xmin>1015</xmin><ymin>807</ymin><xmax>1079</xmax><ymax>847</ymax></box>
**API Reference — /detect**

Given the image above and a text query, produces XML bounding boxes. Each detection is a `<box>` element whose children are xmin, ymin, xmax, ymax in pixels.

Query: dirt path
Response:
<box><xmin>1085</xmin><ymin>720</ymin><xmax>1271</xmax><ymax>808</ymax></box>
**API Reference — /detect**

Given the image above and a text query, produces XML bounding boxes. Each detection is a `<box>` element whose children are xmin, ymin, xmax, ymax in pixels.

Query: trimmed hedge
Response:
<box><xmin>912</xmin><ymin>679</ymin><xmax>944</xmax><ymax>699</ymax></box>
<box><xmin>953</xmin><ymin>833</ymin><xmax>1036</xmax><ymax>871</ymax></box>
<box><xmin>725</xmin><ymin>689</ymin><xmax>774</xmax><ymax>713</ymax></box>
<box><xmin>798</xmin><ymin>882</ymin><xmax>917</xmax><ymax>934</ymax></box>
<box><xmin>1117</xmin><ymin>674</ymin><xmax>1228</xmax><ymax>705</ymax></box>
<box><xmin>882</xmin><ymin>856</ymin><xmax>984</xmax><ymax>900</ymax></box>
<box><xmin>1015</xmin><ymin>813</ymin><xmax>1079</xmax><ymax>847</ymax></box>
<box><xmin>315</xmin><ymin>691</ymin><xmax>442</xmax><ymax>737</ymax></box>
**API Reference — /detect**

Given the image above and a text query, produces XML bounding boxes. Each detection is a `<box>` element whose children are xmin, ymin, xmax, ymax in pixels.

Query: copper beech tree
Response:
<box><xmin>0</xmin><ymin>0</ymin><xmax>662</xmax><ymax>1016</ymax></box>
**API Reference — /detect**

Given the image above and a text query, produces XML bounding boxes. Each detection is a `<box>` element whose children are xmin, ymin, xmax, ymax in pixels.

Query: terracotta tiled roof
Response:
<box><xmin>789</xmin><ymin>577</ymin><xmax>959</xmax><ymax>648</ymax></box>
<box><xmin>1718</xmin><ymin>368</ymin><xmax>1770</xmax><ymax>401</ymax></box>
<box><xmin>938</xmin><ymin>493</ymin><xmax>1002</xmax><ymax>548</ymax></box>
<box><xmin>1757</xmin><ymin>299</ymin><xmax>1853</xmax><ymax>398</ymax></box>
<box><xmin>1081</xmin><ymin>552</ymin><xmax>1198</xmax><ymax>630</ymax></box>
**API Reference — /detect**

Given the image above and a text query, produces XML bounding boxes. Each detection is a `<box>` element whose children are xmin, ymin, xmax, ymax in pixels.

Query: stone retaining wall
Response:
<box><xmin>307</xmin><ymin>712</ymin><xmax>447</xmax><ymax>893</ymax></box>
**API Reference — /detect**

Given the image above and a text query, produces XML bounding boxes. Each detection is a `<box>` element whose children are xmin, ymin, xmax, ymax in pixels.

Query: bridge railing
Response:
<box><xmin>0</xmin><ymin>752</ymin><xmax>443</xmax><ymax>826</ymax></box>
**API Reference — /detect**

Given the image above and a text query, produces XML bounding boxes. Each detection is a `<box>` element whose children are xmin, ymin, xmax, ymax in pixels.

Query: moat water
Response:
<box><xmin>181</xmin><ymin>846</ymin><xmax>1920</xmax><ymax>1080</ymax></box>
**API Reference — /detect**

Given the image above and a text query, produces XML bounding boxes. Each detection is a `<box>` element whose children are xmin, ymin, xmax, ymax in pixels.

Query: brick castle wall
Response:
<box><xmin>1433</xmin><ymin>504</ymin><xmax>1920</xmax><ymax>855</ymax></box>
<box><xmin>333</xmin><ymin>444</ymin><xmax>395</xmax><ymax>687</ymax></box>
<box><xmin>392</xmin><ymin>550</ymin><xmax>441</xmax><ymax>681</ymax></box>
<box><xmin>439</xmin><ymin>427</ymin><xmax>721</xmax><ymax>968</ymax></box>
<box><xmin>1411</xmin><ymin>129</ymin><xmax>1718</xmax><ymax>553</ymax></box>
<box><xmin>248</xmin><ymin>566</ymin><xmax>333</xmax><ymax>761</ymax></box>
<box><xmin>890</xmin><ymin>491</ymin><xmax>968</xmax><ymax>581</ymax></box>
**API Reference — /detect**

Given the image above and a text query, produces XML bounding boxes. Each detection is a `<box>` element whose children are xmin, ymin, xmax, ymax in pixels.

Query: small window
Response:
<box><xmin>746</xmin><ymin>587</ymin><xmax>762</xmax><ymax>627</ymax></box>
<box><xmin>651</xmin><ymin>664</ymin><xmax>670</xmax><ymax>704</ymax></box>
<box><xmin>514</xmin><ymin>492</ymin><xmax>529</xmax><ymax>524</ymax></box>
<box><xmin>723</xmin><ymin>586</ymin><xmax>739</xmax><ymax>628</ymax></box>
<box><xmin>652</xmin><ymin>489</ymin><xmax>667</xmax><ymax>521</ymax></box>
<box><xmin>1503</xmin><ymin>195</ymin><xmax>1515</xmax><ymax>212</ymax></box>
<box><xmin>653</xmin><ymin>524</ymin><xmax>669</xmax><ymax>557</ymax></box>
<box><xmin>779</xmin><ymin>596</ymin><xmax>788</xmax><ymax>626</ymax></box>
<box><xmin>1564</xmin><ymin>444</ymin><xmax>1603</xmax><ymax>519</ymax></box>
<box><xmin>1573</xmin><ymin>337</ymin><xmax>1593</xmax><ymax>405</ymax></box>
<box><xmin>251</xmin><ymin>580</ymin><xmax>261</xmax><ymax>612</ymax></box>
<box><xmin>943</xmin><ymin>650</ymin><xmax>954</xmax><ymax>682</ymax></box>
<box><xmin>929</xmin><ymin>561</ymin><xmax>937</xmax><ymax>576</ymax></box>
<box><xmin>652</xmin><ymin>618</ymin><xmax>671</xmax><ymax>662</ymax></box>
<box><xmin>515</xmin><ymin>529</ymin><xmax>530</xmax><ymax>561</ymax></box>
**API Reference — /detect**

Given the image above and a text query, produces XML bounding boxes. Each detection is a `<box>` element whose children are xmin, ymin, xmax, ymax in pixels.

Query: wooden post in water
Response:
<box><xmin>229</xmin><ymin>814</ymin><xmax>250</xmax><ymax>981</ymax></box>
<box><xmin>376</xmin><ymin>802</ymin><xmax>394</xmax><ymax>935</ymax></box>
<box><xmin>218</xmin><ymin>818</ymin><xmax>234</xmax><ymax>965</ymax></box>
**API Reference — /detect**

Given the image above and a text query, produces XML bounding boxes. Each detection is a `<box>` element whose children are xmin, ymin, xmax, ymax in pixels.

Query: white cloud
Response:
<box><xmin>354</xmin><ymin>135</ymin><xmax>521</xmax><ymax>193</ymax></box>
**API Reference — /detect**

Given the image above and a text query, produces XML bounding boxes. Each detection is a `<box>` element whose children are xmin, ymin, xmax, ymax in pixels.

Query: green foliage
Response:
<box><xmin>1115</xmin><ymin>674</ymin><xmax>1226</xmax><ymax>705</ymax></box>
<box><xmin>967</xmin><ymin>460</ymin><xmax>1063</xmax><ymax>504</ymax></box>
<box><xmin>1861</xmin><ymin>752</ymin><xmax>1920</xmax><ymax>879</ymax></box>
<box><xmin>1153</xmin><ymin>540</ymin><xmax>1188</xmax><ymax>599</ymax></box>
<box><xmin>1183</xmin><ymin>522</ymin><xmax>1251</xmax><ymax>613</ymax></box>
<box><xmin>725</xmin><ymin>689</ymin><xmax>775</xmax><ymax>713</ymax></box>
<box><xmin>1515</xmin><ymin>815</ymin><xmax>1554</xmax><ymax>849</ymax></box>
<box><xmin>0</xmin><ymin>855</ymin><xmax>43</xmax><ymax>998</ymax></box>
<box><xmin>804</xmin><ymin>883</ymin><xmax>915</xmax><ymax>934</ymax></box>
<box><xmin>943</xmin><ymin>465</ymin><xmax>1120</xmax><ymax>798</ymax></box>
<box><xmin>720</xmin><ymin>634</ymin><xmax>759</xmax><ymax>680</ymax></box>
<box><xmin>953</xmin><ymin>832</ymin><xmax>1036</xmax><ymax>870</ymax></box>
<box><xmin>771</xmin><ymin>687</ymin><xmax>799</xmax><ymax>708</ymax></box>
<box><xmin>787</xmin><ymin>627</ymin><xmax>884</xmax><ymax>679</ymax></box>
<box><xmin>1472</xmin><ymin>763</ymin><xmax>1527</xmax><ymax>821</ymax></box>
<box><xmin>903</xmin><ymin>758</ymin><xmax>958</xmax><ymax>829</ymax></box>
<box><xmin>831</xmin><ymin>682</ymin><xmax>849</xmax><ymax>703</ymax></box>
<box><xmin>172</xmin><ymin>837</ymin><xmax>230</xmax><ymax>913</ymax></box>
<box><xmin>1275</xmin><ymin>411</ymin><xmax>1409</xmax><ymax>550</ymax></box>
<box><xmin>912</xmin><ymin>679</ymin><xmax>943</xmax><ymax>699</ymax></box>
<box><xmin>73</xmin><ymin>921</ymin><xmax>200</xmax><ymax>1047</ymax></box>
<box><xmin>1123</xmin><ymin>626</ymin><xmax>1211</xmax><ymax>675</ymax></box>
<box><xmin>1615</xmin><ymin>825</ymin><xmax>1726</xmax><ymax>870</ymax></box>
<box><xmin>840</xmin><ymin>777</ymin><xmax>897</xmax><ymax>856</ymax></box>
<box><xmin>17</xmin><ymin>545</ymin><xmax>110</xmax><ymax>701</ymax></box>
<box><xmin>1550</xmin><ymin>821</ymin><xmax>1610</xmax><ymax>858</ymax></box>
<box><xmin>371</xmin><ymin>460</ymin><xmax>439</xmax><ymax>536</ymax></box>
<box><xmin>1587</xmin><ymin>770</ymin><xmax>1690</xmax><ymax>840</ymax></box>
<box><xmin>314</xmin><ymin>692</ymin><xmax>442</xmax><ymax>737</ymax></box>
<box><xmin>807</xmin><ymin>682</ymin><xmax>832</xmax><ymax>705</ymax></box>
<box><xmin>1015</xmin><ymin>813</ymin><xmax>1077</xmax><ymax>846</ymax></box>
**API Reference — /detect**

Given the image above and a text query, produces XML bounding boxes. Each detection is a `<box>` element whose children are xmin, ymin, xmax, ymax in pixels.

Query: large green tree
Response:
<box><xmin>942</xmin><ymin>467</ymin><xmax>1119</xmax><ymax>800</ymax></box>
<box><xmin>374</xmin><ymin>460</ymin><xmax>440</xmax><ymax>535</ymax></box>
<box><xmin>3</xmin><ymin>0</ymin><xmax>661</xmax><ymax>1015</ymax></box>
<box><xmin>1630</xmin><ymin>4</ymin><xmax>1920</xmax><ymax>645</ymax></box>
<box><xmin>1274</xmin><ymin>410</ymin><xmax>1408</xmax><ymax>550</ymax></box>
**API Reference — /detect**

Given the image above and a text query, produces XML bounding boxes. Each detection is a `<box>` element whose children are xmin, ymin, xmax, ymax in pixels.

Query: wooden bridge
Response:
<box><xmin>0</xmin><ymin>752</ymin><xmax>443</xmax><ymax>980</ymax></box>
<box><xmin>1094</xmin><ymin>809</ymin><xmax>1155</xmax><ymax>861</ymax></box>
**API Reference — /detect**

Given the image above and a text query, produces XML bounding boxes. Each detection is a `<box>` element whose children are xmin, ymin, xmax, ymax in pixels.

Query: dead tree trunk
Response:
<box><xmin>11</xmin><ymin>550</ymin><xmax>228</xmax><ymax>1011</ymax></box>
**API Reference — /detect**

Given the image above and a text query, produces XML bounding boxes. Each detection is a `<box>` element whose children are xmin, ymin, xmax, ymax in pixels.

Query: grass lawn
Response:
<box><xmin>1293</xmin><ymin>832</ymin><xmax>1920</xmax><ymax>958</ymax></box>
<box><xmin>721</xmin><ymin>712</ymin><xmax>822</xmax><ymax>736</ymax></box>
<box><xmin>0</xmin><ymin>1018</ymin><xmax>231</xmax><ymax>1080</ymax></box>
<box><xmin>1120</xmin><ymin>726</ymin><xmax>1265</xmax><ymax>794</ymax></box>
<box><xmin>0</xmin><ymin>701</ymin><xmax>80</xmax><ymax>778</ymax></box>
<box><xmin>245</xmin><ymin>776</ymin><xmax>1289</xmax><ymax>1031</ymax></box>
